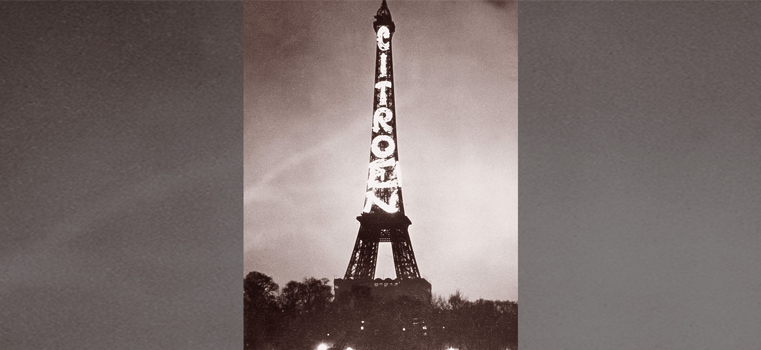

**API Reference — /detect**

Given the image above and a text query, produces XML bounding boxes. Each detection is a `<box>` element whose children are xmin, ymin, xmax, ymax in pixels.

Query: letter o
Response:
<box><xmin>371</xmin><ymin>135</ymin><xmax>396</xmax><ymax>159</ymax></box>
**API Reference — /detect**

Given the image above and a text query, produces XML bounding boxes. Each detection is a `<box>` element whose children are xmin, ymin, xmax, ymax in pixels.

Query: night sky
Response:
<box><xmin>244</xmin><ymin>1</ymin><xmax>518</xmax><ymax>301</ymax></box>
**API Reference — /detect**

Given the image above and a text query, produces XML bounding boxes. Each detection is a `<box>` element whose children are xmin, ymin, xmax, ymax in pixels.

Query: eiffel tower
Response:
<box><xmin>334</xmin><ymin>0</ymin><xmax>431</xmax><ymax>304</ymax></box>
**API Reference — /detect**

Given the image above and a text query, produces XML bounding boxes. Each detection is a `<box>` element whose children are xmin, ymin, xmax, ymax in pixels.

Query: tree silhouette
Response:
<box><xmin>448</xmin><ymin>289</ymin><xmax>468</xmax><ymax>310</ymax></box>
<box><xmin>244</xmin><ymin>271</ymin><xmax>279</xmax><ymax>350</ymax></box>
<box><xmin>243</xmin><ymin>272</ymin><xmax>517</xmax><ymax>350</ymax></box>
<box><xmin>279</xmin><ymin>277</ymin><xmax>333</xmax><ymax>314</ymax></box>
<box><xmin>274</xmin><ymin>277</ymin><xmax>335</xmax><ymax>349</ymax></box>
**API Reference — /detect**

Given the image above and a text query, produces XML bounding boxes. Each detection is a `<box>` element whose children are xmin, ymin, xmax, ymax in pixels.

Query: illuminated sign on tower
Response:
<box><xmin>363</xmin><ymin>2</ymin><xmax>402</xmax><ymax>215</ymax></box>
<box><xmin>335</xmin><ymin>1</ymin><xmax>430</xmax><ymax>305</ymax></box>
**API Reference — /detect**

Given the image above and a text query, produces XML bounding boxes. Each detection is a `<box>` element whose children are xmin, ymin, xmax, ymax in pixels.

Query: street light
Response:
<box><xmin>317</xmin><ymin>344</ymin><xmax>329</xmax><ymax>350</ymax></box>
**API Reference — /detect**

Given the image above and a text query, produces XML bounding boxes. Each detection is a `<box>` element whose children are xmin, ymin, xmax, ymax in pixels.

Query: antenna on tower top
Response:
<box><xmin>374</xmin><ymin>0</ymin><xmax>394</xmax><ymax>32</ymax></box>
<box><xmin>377</xmin><ymin>0</ymin><xmax>390</xmax><ymax>17</ymax></box>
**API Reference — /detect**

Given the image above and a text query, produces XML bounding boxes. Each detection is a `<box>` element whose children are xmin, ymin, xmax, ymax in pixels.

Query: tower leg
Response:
<box><xmin>391</xmin><ymin>227</ymin><xmax>420</xmax><ymax>279</ymax></box>
<box><xmin>344</xmin><ymin>225</ymin><xmax>379</xmax><ymax>279</ymax></box>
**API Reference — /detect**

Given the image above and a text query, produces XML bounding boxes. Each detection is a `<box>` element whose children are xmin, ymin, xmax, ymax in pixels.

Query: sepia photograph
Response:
<box><xmin>245</xmin><ymin>1</ymin><xmax>517</xmax><ymax>349</ymax></box>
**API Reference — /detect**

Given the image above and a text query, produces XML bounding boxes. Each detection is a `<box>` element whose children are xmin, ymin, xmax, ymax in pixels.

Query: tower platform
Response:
<box><xmin>334</xmin><ymin>277</ymin><xmax>431</xmax><ymax>305</ymax></box>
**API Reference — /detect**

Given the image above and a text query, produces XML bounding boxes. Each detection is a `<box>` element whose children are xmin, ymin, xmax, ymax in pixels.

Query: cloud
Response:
<box><xmin>244</xmin><ymin>119</ymin><xmax>364</xmax><ymax>207</ymax></box>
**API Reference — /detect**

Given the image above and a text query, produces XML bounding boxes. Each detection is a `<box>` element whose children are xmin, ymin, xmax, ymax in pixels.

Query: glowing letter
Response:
<box><xmin>367</xmin><ymin>158</ymin><xmax>398</xmax><ymax>189</ymax></box>
<box><xmin>375</xmin><ymin>81</ymin><xmax>392</xmax><ymax>106</ymax></box>
<box><xmin>369</xmin><ymin>180</ymin><xmax>398</xmax><ymax>189</ymax></box>
<box><xmin>371</xmin><ymin>135</ymin><xmax>395</xmax><ymax>159</ymax></box>
<box><xmin>372</xmin><ymin>107</ymin><xmax>393</xmax><ymax>133</ymax></box>
<box><xmin>363</xmin><ymin>189</ymin><xmax>399</xmax><ymax>213</ymax></box>
<box><xmin>379</xmin><ymin>53</ymin><xmax>388</xmax><ymax>77</ymax></box>
<box><xmin>377</xmin><ymin>26</ymin><xmax>390</xmax><ymax>51</ymax></box>
<box><xmin>362</xmin><ymin>193</ymin><xmax>373</xmax><ymax>213</ymax></box>
<box><xmin>368</xmin><ymin>157</ymin><xmax>396</xmax><ymax>182</ymax></box>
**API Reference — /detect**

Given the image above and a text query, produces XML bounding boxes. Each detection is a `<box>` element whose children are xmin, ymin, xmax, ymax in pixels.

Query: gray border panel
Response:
<box><xmin>1</xmin><ymin>2</ymin><xmax>243</xmax><ymax>348</ymax></box>
<box><xmin>520</xmin><ymin>2</ymin><xmax>761</xmax><ymax>349</ymax></box>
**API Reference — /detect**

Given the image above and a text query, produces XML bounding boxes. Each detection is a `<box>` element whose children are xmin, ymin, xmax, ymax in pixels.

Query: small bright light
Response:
<box><xmin>361</xmin><ymin>320</ymin><xmax>365</xmax><ymax>323</ymax></box>
<box><xmin>448</xmin><ymin>348</ymin><xmax>457</xmax><ymax>350</ymax></box>
<box><xmin>422</xmin><ymin>326</ymin><xmax>427</xmax><ymax>330</ymax></box>
<box><xmin>346</xmin><ymin>348</ymin><xmax>354</xmax><ymax>350</ymax></box>
<box><xmin>402</xmin><ymin>327</ymin><xmax>405</xmax><ymax>331</ymax></box>
<box><xmin>317</xmin><ymin>344</ymin><xmax>329</xmax><ymax>350</ymax></box>
<box><xmin>360</xmin><ymin>326</ymin><xmax>364</xmax><ymax>330</ymax></box>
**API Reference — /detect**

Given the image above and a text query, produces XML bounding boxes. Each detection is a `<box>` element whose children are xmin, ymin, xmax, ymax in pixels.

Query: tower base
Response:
<box><xmin>333</xmin><ymin>277</ymin><xmax>431</xmax><ymax>305</ymax></box>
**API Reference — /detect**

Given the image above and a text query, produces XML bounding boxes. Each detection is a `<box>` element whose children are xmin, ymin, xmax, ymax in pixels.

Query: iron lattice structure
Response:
<box><xmin>344</xmin><ymin>0</ymin><xmax>421</xmax><ymax>281</ymax></box>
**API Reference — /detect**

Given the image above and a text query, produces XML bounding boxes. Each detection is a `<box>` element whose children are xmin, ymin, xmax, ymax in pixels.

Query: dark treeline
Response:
<box><xmin>245</xmin><ymin>271</ymin><xmax>517</xmax><ymax>350</ymax></box>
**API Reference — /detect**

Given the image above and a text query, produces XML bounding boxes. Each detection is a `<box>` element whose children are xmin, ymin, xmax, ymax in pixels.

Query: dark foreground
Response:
<box><xmin>245</xmin><ymin>271</ymin><xmax>517</xmax><ymax>350</ymax></box>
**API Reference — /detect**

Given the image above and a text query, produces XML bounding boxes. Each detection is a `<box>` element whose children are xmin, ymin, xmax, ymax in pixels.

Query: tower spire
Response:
<box><xmin>374</xmin><ymin>0</ymin><xmax>395</xmax><ymax>33</ymax></box>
